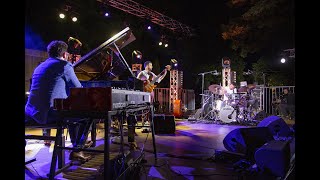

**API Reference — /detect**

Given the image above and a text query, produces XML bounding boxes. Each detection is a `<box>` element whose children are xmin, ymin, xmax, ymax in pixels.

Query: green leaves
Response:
<box><xmin>222</xmin><ymin>0</ymin><xmax>294</xmax><ymax>58</ymax></box>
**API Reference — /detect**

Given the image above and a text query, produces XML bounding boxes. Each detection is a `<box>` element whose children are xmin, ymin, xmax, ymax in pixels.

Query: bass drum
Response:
<box><xmin>219</xmin><ymin>105</ymin><xmax>237</xmax><ymax>123</ymax></box>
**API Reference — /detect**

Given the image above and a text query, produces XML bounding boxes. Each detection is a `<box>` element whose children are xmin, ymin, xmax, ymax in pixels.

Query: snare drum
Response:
<box><xmin>219</xmin><ymin>105</ymin><xmax>237</xmax><ymax>123</ymax></box>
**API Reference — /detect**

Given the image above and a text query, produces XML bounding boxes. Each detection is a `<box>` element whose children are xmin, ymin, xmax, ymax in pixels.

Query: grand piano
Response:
<box><xmin>50</xmin><ymin>27</ymin><xmax>156</xmax><ymax>180</ymax></box>
<box><xmin>55</xmin><ymin>27</ymin><xmax>151</xmax><ymax>112</ymax></box>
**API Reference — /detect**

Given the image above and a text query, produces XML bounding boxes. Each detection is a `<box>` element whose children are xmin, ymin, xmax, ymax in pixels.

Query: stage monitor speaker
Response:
<box><xmin>223</xmin><ymin>127</ymin><xmax>274</xmax><ymax>159</ymax></box>
<box><xmin>257</xmin><ymin>115</ymin><xmax>292</xmax><ymax>137</ymax></box>
<box><xmin>253</xmin><ymin>110</ymin><xmax>267</xmax><ymax>121</ymax></box>
<box><xmin>254</xmin><ymin>140</ymin><xmax>291</xmax><ymax>177</ymax></box>
<box><xmin>153</xmin><ymin>114</ymin><xmax>175</xmax><ymax>134</ymax></box>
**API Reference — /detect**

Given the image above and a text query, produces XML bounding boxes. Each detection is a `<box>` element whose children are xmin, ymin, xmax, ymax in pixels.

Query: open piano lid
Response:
<box><xmin>73</xmin><ymin>27</ymin><xmax>136</xmax><ymax>81</ymax></box>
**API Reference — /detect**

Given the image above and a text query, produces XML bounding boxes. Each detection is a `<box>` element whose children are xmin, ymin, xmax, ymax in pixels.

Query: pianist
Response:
<box><xmin>25</xmin><ymin>40</ymin><xmax>92</xmax><ymax>161</ymax></box>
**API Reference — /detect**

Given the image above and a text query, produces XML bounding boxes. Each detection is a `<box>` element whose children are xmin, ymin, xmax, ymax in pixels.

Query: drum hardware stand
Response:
<box><xmin>227</xmin><ymin>96</ymin><xmax>248</xmax><ymax>124</ymax></box>
<box><xmin>228</xmin><ymin>95</ymin><xmax>257</xmax><ymax>125</ymax></box>
<box><xmin>199</xmin><ymin>92</ymin><xmax>223</xmax><ymax>123</ymax></box>
<box><xmin>198</xmin><ymin>70</ymin><xmax>220</xmax><ymax>107</ymax></box>
<box><xmin>202</xmin><ymin>96</ymin><xmax>219</xmax><ymax>122</ymax></box>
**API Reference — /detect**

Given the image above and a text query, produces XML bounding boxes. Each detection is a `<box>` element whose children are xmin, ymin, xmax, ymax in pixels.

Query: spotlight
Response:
<box><xmin>104</xmin><ymin>12</ymin><xmax>110</xmax><ymax>17</ymax></box>
<box><xmin>164</xmin><ymin>44</ymin><xmax>168</xmax><ymax>47</ymax></box>
<box><xmin>171</xmin><ymin>59</ymin><xmax>178</xmax><ymax>63</ymax></box>
<box><xmin>133</xmin><ymin>50</ymin><xmax>142</xmax><ymax>59</ymax></box>
<box><xmin>72</xmin><ymin>17</ymin><xmax>77</xmax><ymax>22</ymax></box>
<box><xmin>174</xmin><ymin>63</ymin><xmax>178</xmax><ymax>67</ymax></box>
<box><xmin>281</xmin><ymin>58</ymin><xmax>286</xmax><ymax>63</ymax></box>
<box><xmin>59</xmin><ymin>13</ymin><xmax>65</xmax><ymax>19</ymax></box>
<box><xmin>147</xmin><ymin>26</ymin><xmax>151</xmax><ymax>30</ymax></box>
<box><xmin>159</xmin><ymin>42</ymin><xmax>163</xmax><ymax>46</ymax></box>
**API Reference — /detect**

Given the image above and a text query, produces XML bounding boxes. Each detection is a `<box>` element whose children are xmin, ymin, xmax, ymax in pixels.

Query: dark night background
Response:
<box><xmin>25</xmin><ymin>0</ymin><xmax>295</xmax><ymax>96</ymax></box>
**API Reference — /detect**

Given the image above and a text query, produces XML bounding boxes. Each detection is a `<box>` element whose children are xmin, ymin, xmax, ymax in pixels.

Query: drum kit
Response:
<box><xmin>198</xmin><ymin>84</ymin><xmax>260</xmax><ymax>124</ymax></box>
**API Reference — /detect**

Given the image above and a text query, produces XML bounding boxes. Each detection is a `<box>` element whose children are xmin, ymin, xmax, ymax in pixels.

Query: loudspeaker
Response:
<box><xmin>153</xmin><ymin>114</ymin><xmax>175</xmax><ymax>134</ymax></box>
<box><xmin>255</xmin><ymin>140</ymin><xmax>291</xmax><ymax>177</ymax></box>
<box><xmin>253</xmin><ymin>110</ymin><xmax>267</xmax><ymax>121</ymax></box>
<box><xmin>223</xmin><ymin>127</ymin><xmax>274</xmax><ymax>159</ymax></box>
<box><xmin>257</xmin><ymin>116</ymin><xmax>292</xmax><ymax>137</ymax></box>
<box><xmin>223</xmin><ymin>128</ymin><xmax>246</xmax><ymax>154</ymax></box>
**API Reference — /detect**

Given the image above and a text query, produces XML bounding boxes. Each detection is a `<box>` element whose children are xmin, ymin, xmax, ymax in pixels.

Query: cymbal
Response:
<box><xmin>208</xmin><ymin>84</ymin><xmax>221</xmax><ymax>93</ymax></box>
<box><xmin>247</xmin><ymin>84</ymin><xmax>256</xmax><ymax>89</ymax></box>
<box><xmin>199</xmin><ymin>94</ymin><xmax>210</xmax><ymax>96</ymax></box>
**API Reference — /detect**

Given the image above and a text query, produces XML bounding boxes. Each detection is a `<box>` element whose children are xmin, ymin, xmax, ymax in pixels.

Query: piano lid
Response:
<box><xmin>73</xmin><ymin>27</ymin><xmax>136</xmax><ymax>81</ymax></box>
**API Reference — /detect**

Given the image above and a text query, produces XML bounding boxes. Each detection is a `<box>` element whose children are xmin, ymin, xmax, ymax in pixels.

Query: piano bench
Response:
<box><xmin>25</xmin><ymin>123</ymin><xmax>66</xmax><ymax>170</ymax></box>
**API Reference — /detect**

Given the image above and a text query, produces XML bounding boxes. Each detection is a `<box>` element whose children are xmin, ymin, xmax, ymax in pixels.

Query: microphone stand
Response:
<box><xmin>198</xmin><ymin>71</ymin><xmax>218</xmax><ymax>107</ymax></box>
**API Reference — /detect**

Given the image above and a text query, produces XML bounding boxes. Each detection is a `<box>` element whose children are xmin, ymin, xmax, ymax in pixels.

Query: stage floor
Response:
<box><xmin>25</xmin><ymin>118</ymin><xmax>295</xmax><ymax>180</ymax></box>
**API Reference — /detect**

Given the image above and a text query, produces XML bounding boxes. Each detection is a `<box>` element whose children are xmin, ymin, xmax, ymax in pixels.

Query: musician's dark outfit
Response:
<box><xmin>279</xmin><ymin>92</ymin><xmax>295</xmax><ymax>120</ymax></box>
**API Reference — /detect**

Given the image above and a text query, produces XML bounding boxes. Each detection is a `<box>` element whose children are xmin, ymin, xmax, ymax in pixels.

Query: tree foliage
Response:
<box><xmin>221</xmin><ymin>0</ymin><xmax>294</xmax><ymax>58</ymax></box>
<box><xmin>267</xmin><ymin>73</ymin><xmax>292</xmax><ymax>86</ymax></box>
<box><xmin>252</xmin><ymin>58</ymin><xmax>269</xmax><ymax>84</ymax></box>
<box><xmin>229</xmin><ymin>55</ymin><xmax>246</xmax><ymax>84</ymax></box>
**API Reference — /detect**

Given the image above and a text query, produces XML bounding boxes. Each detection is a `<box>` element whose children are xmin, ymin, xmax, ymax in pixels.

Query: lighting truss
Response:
<box><xmin>97</xmin><ymin>0</ymin><xmax>195</xmax><ymax>37</ymax></box>
<box><xmin>283</xmin><ymin>48</ymin><xmax>295</xmax><ymax>58</ymax></box>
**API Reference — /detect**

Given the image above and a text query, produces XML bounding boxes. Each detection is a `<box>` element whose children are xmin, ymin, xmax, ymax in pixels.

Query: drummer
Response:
<box><xmin>223</xmin><ymin>82</ymin><xmax>237</xmax><ymax>101</ymax></box>
<box><xmin>238</xmin><ymin>81</ymin><xmax>248</xmax><ymax>93</ymax></box>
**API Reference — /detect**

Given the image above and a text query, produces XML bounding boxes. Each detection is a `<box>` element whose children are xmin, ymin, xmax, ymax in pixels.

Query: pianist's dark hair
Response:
<box><xmin>144</xmin><ymin>61</ymin><xmax>152</xmax><ymax>68</ymax></box>
<box><xmin>47</xmin><ymin>40</ymin><xmax>68</xmax><ymax>58</ymax></box>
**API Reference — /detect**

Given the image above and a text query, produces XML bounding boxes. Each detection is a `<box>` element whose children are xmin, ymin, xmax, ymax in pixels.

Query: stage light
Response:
<box><xmin>164</xmin><ymin>43</ymin><xmax>168</xmax><ymax>47</ymax></box>
<box><xmin>171</xmin><ymin>59</ymin><xmax>177</xmax><ymax>63</ymax></box>
<box><xmin>159</xmin><ymin>42</ymin><xmax>162</xmax><ymax>46</ymax></box>
<box><xmin>174</xmin><ymin>63</ymin><xmax>178</xmax><ymax>67</ymax></box>
<box><xmin>281</xmin><ymin>58</ymin><xmax>286</xmax><ymax>63</ymax></box>
<box><xmin>72</xmin><ymin>17</ymin><xmax>77</xmax><ymax>22</ymax></box>
<box><xmin>105</xmin><ymin>12</ymin><xmax>109</xmax><ymax>17</ymax></box>
<box><xmin>25</xmin><ymin>91</ymin><xmax>30</xmax><ymax>95</ymax></box>
<box><xmin>133</xmin><ymin>50</ymin><xmax>142</xmax><ymax>59</ymax></box>
<box><xmin>147</xmin><ymin>26</ymin><xmax>151</xmax><ymax>30</ymax></box>
<box><xmin>59</xmin><ymin>13</ymin><xmax>65</xmax><ymax>19</ymax></box>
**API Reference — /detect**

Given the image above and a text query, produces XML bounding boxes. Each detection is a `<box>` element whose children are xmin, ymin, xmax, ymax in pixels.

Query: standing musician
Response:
<box><xmin>137</xmin><ymin>61</ymin><xmax>171</xmax><ymax>101</ymax></box>
<box><xmin>126</xmin><ymin>61</ymin><xmax>170</xmax><ymax>151</ymax></box>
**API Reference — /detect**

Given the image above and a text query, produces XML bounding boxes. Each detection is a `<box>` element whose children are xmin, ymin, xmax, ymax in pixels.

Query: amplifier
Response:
<box><xmin>153</xmin><ymin>114</ymin><xmax>175</xmax><ymax>134</ymax></box>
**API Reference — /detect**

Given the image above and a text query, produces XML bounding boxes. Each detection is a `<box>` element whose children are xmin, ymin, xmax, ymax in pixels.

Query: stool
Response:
<box><xmin>25</xmin><ymin>119</ymin><xmax>97</xmax><ymax>179</ymax></box>
<box><xmin>25</xmin><ymin>123</ymin><xmax>66</xmax><ymax>169</ymax></box>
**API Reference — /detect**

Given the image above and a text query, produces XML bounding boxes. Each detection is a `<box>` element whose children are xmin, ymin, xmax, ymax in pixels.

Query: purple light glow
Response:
<box><xmin>105</xmin><ymin>12</ymin><xmax>109</xmax><ymax>17</ymax></box>
<box><xmin>174</xmin><ymin>63</ymin><xmax>178</xmax><ymax>67</ymax></box>
<box><xmin>147</xmin><ymin>26</ymin><xmax>151</xmax><ymax>30</ymax></box>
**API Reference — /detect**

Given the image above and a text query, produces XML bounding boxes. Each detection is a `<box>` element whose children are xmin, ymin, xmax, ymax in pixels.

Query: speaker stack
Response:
<box><xmin>153</xmin><ymin>114</ymin><xmax>176</xmax><ymax>134</ymax></box>
<box><xmin>222</xmin><ymin>115</ymin><xmax>294</xmax><ymax>178</ymax></box>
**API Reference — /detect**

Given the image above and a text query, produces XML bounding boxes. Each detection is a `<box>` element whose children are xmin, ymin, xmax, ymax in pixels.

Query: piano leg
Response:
<box><xmin>104</xmin><ymin>112</ymin><xmax>112</xmax><ymax>179</ymax></box>
<box><xmin>119</xmin><ymin>113</ymin><xmax>125</xmax><ymax>157</ymax></box>
<box><xmin>150</xmin><ymin>105</ymin><xmax>157</xmax><ymax>160</ymax></box>
<box><xmin>91</xmin><ymin>120</ymin><xmax>97</xmax><ymax>147</ymax></box>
